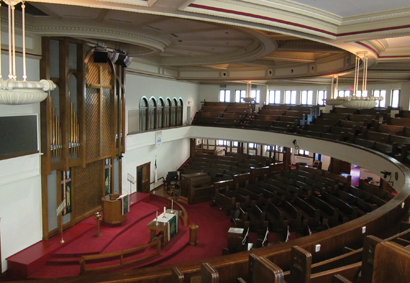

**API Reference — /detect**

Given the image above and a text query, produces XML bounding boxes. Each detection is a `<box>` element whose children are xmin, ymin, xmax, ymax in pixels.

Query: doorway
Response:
<box><xmin>136</xmin><ymin>162</ymin><xmax>151</xmax><ymax>193</ymax></box>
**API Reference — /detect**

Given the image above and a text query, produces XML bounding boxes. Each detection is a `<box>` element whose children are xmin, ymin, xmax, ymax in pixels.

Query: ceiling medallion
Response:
<box><xmin>0</xmin><ymin>1</ymin><xmax>56</xmax><ymax>105</ymax></box>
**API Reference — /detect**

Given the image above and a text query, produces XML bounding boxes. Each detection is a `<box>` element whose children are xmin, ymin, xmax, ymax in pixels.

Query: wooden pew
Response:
<box><xmin>262</xmin><ymin>104</ymin><xmax>289</xmax><ymax>111</ymax></box>
<box><xmin>237</xmin><ymin>187</ymin><xmax>263</xmax><ymax>204</ymax></box>
<box><xmin>255</xmin><ymin>114</ymin><xmax>281</xmax><ymax>121</ymax></box>
<box><xmin>332</xmin><ymin>107</ymin><xmax>358</xmax><ymax>114</ymax></box>
<box><xmin>193</xmin><ymin>117</ymin><xmax>219</xmax><ymax>126</ymax></box>
<box><xmin>172</xmin><ymin>267</ymin><xmax>184</xmax><ymax>283</ymax></box>
<box><xmin>259</xmin><ymin>109</ymin><xmax>286</xmax><ymax>116</ymax></box>
<box><xmin>222</xmin><ymin>112</ymin><xmax>243</xmax><ymax>118</ymax></box>
<box><xmin>234</xmin><ymin>172</ymin><xmax>251</xmax><ymax>188</ymax></box>
<box><xmin>201</xmin><ymin>262</ymin><xmax>219</xmax><ymax>283</ymax></box>
<box><xmin>211</xmin><ymin>192</ymin><xmax>236</xmax><ymax>215</ymax></box>
<box><xmin>361</xmin><ymin>235</ymin><xmax>383</xmax><ymax>283</ymax></box>
<box><xmin>287</xmin><ymin>246</ymin><xmax>312</xmax><ymax>283</ymax></box>
<box><xmin>374</xmin><ymin>123</ymin><xmax>406</xmax><ymax>136</ymax></box>
<box><xmin>349</xmin><ymin>114</ymin><xmax>377</xmax><ymax>123</ymax></box>
<box><xmin>249</xmin><ymin>254</ymin><xmax>285</xmax><ymax>283</ymax></box>
<box><xmin>387</xmin><ymin>117</ymin><xmax>410</xmax><ymax>127</ymax></box>
<box><xmin>279</xmin><ymin>200</ymin><xmax>308</xmax><ymax>235</ymax></box>
<box><xmin>231</xmin><ymin>202</ymin><xmax>249</xmax><ymax>228</ymax></box>
<box><xmin>265</xmin><ymin>202</ymin><xmax>289</xmax><ymax>240</ymax></box>
<box><xmin>199</xmin><ymin>111</ymin><xmax>224</xmax><ymax>118</ymax></box>
<box><xmin>313</xmin><ymin>117</ymin><xmax>340</xmax><ymax>126</ymax></box>
<box><xmin>236</xmin><ymin>254</ymin><xmax>285</xmax><ymax>283</ymax></box>
<box><xmin>308</xmin><ymin>195</ymin><xmax>340</xmax><ymax>226</ymax></box>
<box><xmin>321</xmin><ymin>112</ymin><xmax>348</xmax><ymax>120</ymax></box>
<box><xmin>332</xmin><ymin>274</ymin><xmax>354</xmax><ymax>283</ymax></box>
<box><xmin>259</xmin><ymin>181</ymin><xmax>287</xmax><ymax>200</ymax></box>
<box><xmin>247</xmin><ymin>204</ymin><xmax>268</xmax><ymax>233</ymax></box>
<box><xmin>322</xmin><ymin>193</ymin><xmax>357</xmax><ymax>221</ymax></box>
<box><xmin>372</xmin><ymin>241</ymin><xmax>410</xmax><ymax>283</ymax></box>
<box><xmin>358</xmin><ymin>180</ymin><xmax>394</xmax><ymax>201</ymax></box>
<box><xmin>250</xmin><ymin>166</ymin><xmax>272</xmax><ymax>183</ymax></box>
<box><xmin>344</xmin><ymin>185</ymin><xmax>386</xmax><ymax>208</ymax></box>
<box><xmin>359</xmin><ymin>130</ymin><xmax>390</xmax><ymax>144</ymax></box>
<box><xmin>293</xmin><ymin>197</ymin><xmax>321</xmax><ymax>230</ymax></box>
<box><xmin>201</xmin><ymin>105</ymin><xmax>227</xmax><ymax>112</ymax></box>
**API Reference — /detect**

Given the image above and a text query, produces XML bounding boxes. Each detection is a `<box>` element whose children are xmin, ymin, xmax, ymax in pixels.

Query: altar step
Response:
<box><xmin>6</xmin><ymin>222</ymin><xmax>94</xmax><ymax>279</ymax></box>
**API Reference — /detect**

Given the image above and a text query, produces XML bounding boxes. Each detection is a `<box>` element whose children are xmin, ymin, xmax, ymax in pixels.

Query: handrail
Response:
<box><xmin>79</xmin><ymin>240</ymin><xmax>161</xmax><ymax>275</ymax></box>
<box><xmin>167</xmin><ymin>198</ymin><xmax>188</xmax><ymax>226</ymax></box>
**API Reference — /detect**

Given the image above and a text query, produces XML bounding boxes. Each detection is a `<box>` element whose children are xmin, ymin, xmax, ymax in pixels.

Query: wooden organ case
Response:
<box><xmin>40</xmin><ymin>38</ymin><xmax>125</xmax><ymax>239</ymax></box>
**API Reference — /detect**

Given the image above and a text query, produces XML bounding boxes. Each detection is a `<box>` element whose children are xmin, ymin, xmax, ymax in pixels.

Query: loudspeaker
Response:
<box><xmin>93</xmin><ymin>50</ymin><xmax>109</xmax><ymax>63</ymax></box>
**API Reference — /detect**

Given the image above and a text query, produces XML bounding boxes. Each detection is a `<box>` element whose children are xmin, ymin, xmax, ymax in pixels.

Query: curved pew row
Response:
<box><xmin>28</xmin><ymin>128</ymin><xmax>410</xmax><ymax>283</ymax></box>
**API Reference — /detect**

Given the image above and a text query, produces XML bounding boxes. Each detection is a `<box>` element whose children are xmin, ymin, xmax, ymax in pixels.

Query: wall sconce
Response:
<box><xmin>293</xmin><ymin>139</ymin><xmax>299</xmax><ymax>150</ymax></box>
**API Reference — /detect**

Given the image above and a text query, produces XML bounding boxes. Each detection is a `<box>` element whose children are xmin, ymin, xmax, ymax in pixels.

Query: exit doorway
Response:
<box><xmin>136</xmin><ymin>162</ymin><xmax>151</xmax><ymax>193</ymax></box>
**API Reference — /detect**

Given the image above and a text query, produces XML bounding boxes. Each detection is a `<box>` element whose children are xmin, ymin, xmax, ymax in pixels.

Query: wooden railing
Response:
<box><xmin>23</xmin><ymin>127</ymin><xmax>410</xmax><ymax>283</ymax></box>
<box><xmin>167</xmin><ymin>198</ymin><xmax>188</xmax><ymax>227</ymax></box>
<box><xmin>79</xmin><ymin>240</ymin><xmax>161</xmax><ymax>275</ymax></box>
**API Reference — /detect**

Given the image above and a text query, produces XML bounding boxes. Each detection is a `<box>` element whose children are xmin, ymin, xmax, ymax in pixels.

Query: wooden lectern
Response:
<box><xmin>101</xmin><ymin>194</ymin><xmax>126</xmax><ymax>224</ymax></box>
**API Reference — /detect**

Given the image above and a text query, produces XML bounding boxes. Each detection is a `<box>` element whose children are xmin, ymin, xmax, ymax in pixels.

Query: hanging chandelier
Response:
<box><xmin>242</xmin><ymin>81</ymin><xmax>254</xmax><ymax>103</ymax></box>
<box><xmin>342</xmin><ymin>51</ymin><xmax>382</xmax><ymax>109</ymax></box>
<box><xmin>0</xmin><ymin>1</ymin><xmax>56</xmax><ymax>105</ymax></box>
<box><xmin>325</xmin><ymin>52</ymin><xmax>382</xmax><ymax>109</ymax></box>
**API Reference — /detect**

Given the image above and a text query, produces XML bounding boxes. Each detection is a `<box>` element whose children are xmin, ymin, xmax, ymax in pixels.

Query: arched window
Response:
<box><xmin>177</xmin><ymin>98</ymin><xmax>183</xmax><ymax>126</ymax></box>
<box><xmin>157</xmin><ymin>97</ymin><xmax>164</xmax><ymax>129</ymax></box>
<box><xmin>139</xmin><ymin>97</ymin><xmax>148</xmax><ymax>131</ymax></box>
<box><xmin>148</xmin><ymin>97</ymin><xmax>157</xmax><ymax>130</ymax></box>
<box><xmin>164</xmin><ymin>98</ymin><xmax>171</xmax><ymax>128</ymax></box>
<box><xmin>171</xmin><ymin>98</ymin><xmax>177</xmax><ymax>126</ymax></box>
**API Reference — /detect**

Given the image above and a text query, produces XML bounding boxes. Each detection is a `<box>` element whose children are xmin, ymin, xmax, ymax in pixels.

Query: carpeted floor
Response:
<box><xmin>26</xmin><ymin>194</ymin><xmax>233</xmax><ymax>280</ymax></box>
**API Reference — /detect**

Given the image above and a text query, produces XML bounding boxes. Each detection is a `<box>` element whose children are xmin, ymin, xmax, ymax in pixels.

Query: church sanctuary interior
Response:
<box><xmin>2</xmin><ymin>0</ymin><xmax>410</xmax><ymax>282</ymax></box>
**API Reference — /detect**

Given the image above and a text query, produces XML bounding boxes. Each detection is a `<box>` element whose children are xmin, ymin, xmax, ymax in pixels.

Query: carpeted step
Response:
<box><xmin>47</xmin><ymin>257</ymin><xmax>82</xmax><ymax>266</ymax></box>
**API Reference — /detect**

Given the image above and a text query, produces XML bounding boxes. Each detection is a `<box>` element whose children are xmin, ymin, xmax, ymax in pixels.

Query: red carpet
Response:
<box><xmin>15</xmin><ymin>193</ymin><xmax>233</xmax><ymax>280</ymax></box>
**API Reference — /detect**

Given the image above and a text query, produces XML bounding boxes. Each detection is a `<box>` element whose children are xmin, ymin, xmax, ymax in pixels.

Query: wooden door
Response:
<box><xmin>136</xmin><ymin>162</ymin><xmax>150</xmax><ymax>193</ymax></box>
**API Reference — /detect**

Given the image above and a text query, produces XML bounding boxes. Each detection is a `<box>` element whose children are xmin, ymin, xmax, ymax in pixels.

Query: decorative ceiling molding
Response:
<box><xmin>181</xmin><ymin>0</ymin><xmax>338</xmax><ymax>38</ymax></box>
<box><xmin>97</xmin><ymin>0</ymin><xmax>158</xmax><ymax>7</ymax></box>
<box><xmin>238</xmin><ymin>0</ymin><xmax>342</xmax><ymax>25</ymax></box>
<box><xmin>159</xmin><ymin>27</ymin><xmax>277</xmax><ymax>66</ymax></box>
<box><xmin>28</xmin><ymin>21</ymin><xmax>170</xmax><ymax>54</ymax></box>
<box><xmin>342</xmin><ymin>7</ymin><xmax>410</xmax><ymax>25</ymax></box>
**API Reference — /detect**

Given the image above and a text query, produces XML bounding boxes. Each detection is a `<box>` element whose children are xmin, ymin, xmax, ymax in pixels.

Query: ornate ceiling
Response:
<box><xmin>10</xmin><ymin>0</ymin><xmax>410</xmax><ymax>85</ymax></box>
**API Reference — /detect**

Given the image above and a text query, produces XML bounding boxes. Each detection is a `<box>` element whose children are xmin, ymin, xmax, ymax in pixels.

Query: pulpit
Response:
<box><xmin>101</xmin><ymin>194</ymin><xmax>126</xmax><ymax>224</ymax></box>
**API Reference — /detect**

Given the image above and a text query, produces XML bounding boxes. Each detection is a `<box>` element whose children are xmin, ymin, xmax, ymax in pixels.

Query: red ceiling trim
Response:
<box><xmin>188</xmin><ymin>3</ymin><xmax>335</xmax><ymax>36</ymax></box>
<box><xmin>188</xmin><ymin>3</ymin><xmax>410</xmax><ymax>38</ymax></box>
<box><xmin>355</xmin><ymin>42</ymin><xmax>410</xmax><ymax>59</ymax></box>
<box><xmin>355</xmin><ymin>42</ymin><xmax>380</xmax><ymax>57</ymax></box>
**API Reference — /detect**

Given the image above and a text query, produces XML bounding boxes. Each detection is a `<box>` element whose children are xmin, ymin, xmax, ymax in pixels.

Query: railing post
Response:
<box><xmin>79</xmin><ymin>257</ymin><xmax>86</xmax><ymax>275</ymax></box>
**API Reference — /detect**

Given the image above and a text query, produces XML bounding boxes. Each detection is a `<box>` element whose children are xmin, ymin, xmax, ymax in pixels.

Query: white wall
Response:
<box><xmin>125</xmin><ymin>72</ymin><xmax>200</xmax><ymax>127</ymax></box>
<box><xmin>0</xmin><ymin>155</ymin><xmax>43</xmax><ymax>272</ymax></box>
<box><xmin>124</xmin><ymin>130</ymin><xmax>190</xmax><ymax>193</ymax></box>
<box><xmin>0</xmin><ymin>55</ymin><xmax>43</xmax><ymax>272</ymax></box>
<box><xmin>123</xmin><ymin>73</ymin><xmax>201</xmax><ymax>193</ymax></box>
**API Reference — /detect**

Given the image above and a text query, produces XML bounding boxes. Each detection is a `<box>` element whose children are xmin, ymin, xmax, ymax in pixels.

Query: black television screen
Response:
<box><xmin>0</xmin><ymin>115</ymin><xmax>38</xmax><ymax>159</ymax></box>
